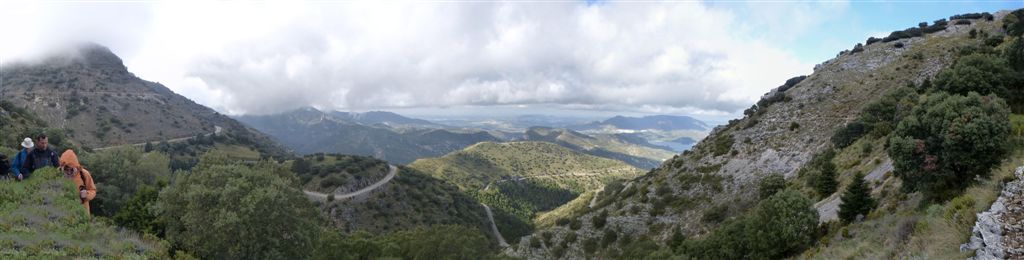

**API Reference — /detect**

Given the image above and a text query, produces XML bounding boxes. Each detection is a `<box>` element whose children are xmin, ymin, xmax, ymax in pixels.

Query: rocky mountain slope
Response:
<box><xmin>0</xmin><ymin>43</ymin><xmax>287</xmax><ymax>157</ymax></box>
<box><xmin>509</xmin><ymin>10</ymin><xmax>1019</xmax><ymax>259</ymax></box>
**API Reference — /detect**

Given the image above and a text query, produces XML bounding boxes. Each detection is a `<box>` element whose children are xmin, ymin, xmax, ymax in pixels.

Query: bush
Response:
<box><xmin>789</xmin><ymin>122</ymin><xmax>801</xmax><ymax>131</ymax></box>
<box><xmin>156</xmin><ymin>152</ymin><xmax>321</xmax><ymax>259</ymax></box>
<box><xmin>1006</xmin><ymin>9</ymin><xmax>1024</xmax><ymax>37</ymax></box>
<box><xmin>682</xmin><ymin>189</ymin><xmax>818</xmax><ymax>259</ymax></box>
<box><xmin>866</xmin><ymin>37</ymin><xmax>882</xmax><ymax>45</ymax></box>
<box><xmin>831</xmin><ymin>121</ymin><xmax>869</xmax><ymax>148</ymax></box>
<box><xmin>592</xmin><ymin>210</ymin><xmax>609</xmax><ymax>229</ymax></box>
<box><xmin>838</xmin><ymin>173</ymin><xmax>875</xmax><ymax>223</ymax></box>
<box><xmin>888</xmin><ymin>92</ymin><xmax>1012</xmax><ymax>199</ymax></box>
<box><xmin>711</xmin><ymin>135</ymin><xmax>735</xmax><ymax>157</ymax></box>
<box><xmin>851</xmin><ymin>43</ymin><xmax>865</xmax><ymax>54</ymax></box>
<box><xmin>935</xmin><ymin>53</ymin><xmax>1014</xmax><ymax>97</ymax></box>
<box><xmin>758</xmin><ymin>173</ymin><xmax>786</xmax><ymax>199</ymax></box>
<box><xmin>81</xmin><ymin>147</ymin><xmax>171</xmax><ymax>217</ymax></box>
<box><xmin>803</xmin><ymin>149</ymin><xmax>838</xmax><ymax>197</ymax></box>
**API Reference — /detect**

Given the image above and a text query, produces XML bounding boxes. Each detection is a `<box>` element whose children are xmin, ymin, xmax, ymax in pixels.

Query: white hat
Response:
<box><xmin>21</xmin><ymin>138</ymin><xmax>34</xmax><ymax>149</ymax></box>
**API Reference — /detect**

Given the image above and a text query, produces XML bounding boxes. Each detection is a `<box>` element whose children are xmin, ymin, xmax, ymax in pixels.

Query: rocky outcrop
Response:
<box><xmin>962</xmin><ymin>166</ymin><xmax>1024</xmax><ymax>259</ymax></box>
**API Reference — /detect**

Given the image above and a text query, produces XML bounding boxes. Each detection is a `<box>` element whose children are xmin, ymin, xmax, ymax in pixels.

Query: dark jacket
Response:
<box><xmin>21</xmin><ymin>148</ymin><xmax>59</xmax><ymax>176</ymax></box>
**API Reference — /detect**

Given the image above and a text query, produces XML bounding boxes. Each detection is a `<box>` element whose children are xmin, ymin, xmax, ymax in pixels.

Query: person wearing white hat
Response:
<box><xmin>11</xmin><ymin>137</ymin><xmax>34</xmax><ymax>181</ymax></box>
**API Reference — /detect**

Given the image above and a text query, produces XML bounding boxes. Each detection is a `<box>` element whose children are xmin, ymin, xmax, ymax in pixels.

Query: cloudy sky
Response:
<box><xmin>0</xmin><ymin>1</ymin><xmax>1019</xmax><ymax>120</ymax></box>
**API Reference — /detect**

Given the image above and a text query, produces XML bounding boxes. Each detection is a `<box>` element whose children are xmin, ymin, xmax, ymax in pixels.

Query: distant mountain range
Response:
<box><xmin>235</xmin><ymin>107</ymin><xmax>501</xmax><ymax>164</ymax></box>
<box><xmin>570</xmin><ymin>115</ymin><xmax>709</xmax><ymax>132</ymax></box>
<box><xmin>522</xmin><ymin>127</ymin><xmax>675</xmax><ymax>169</ymax></box>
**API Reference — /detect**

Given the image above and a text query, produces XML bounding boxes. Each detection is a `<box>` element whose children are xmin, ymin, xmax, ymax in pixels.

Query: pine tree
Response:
<box><xmin>838</xmin><ymin>173</ymin><xmax>875</xmax><ymax>223</ymax></box>
<box><xmin>814</xmin><ymin>162</ymin><xmax>838</xmax><ymax>197</ymax></box>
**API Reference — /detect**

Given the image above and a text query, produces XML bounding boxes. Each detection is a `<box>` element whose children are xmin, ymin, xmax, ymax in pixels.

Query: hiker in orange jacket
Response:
<box><xmin>59</xmin><ymin>150</ymin><xmax>97</xmax><ymax>215</ymax></box>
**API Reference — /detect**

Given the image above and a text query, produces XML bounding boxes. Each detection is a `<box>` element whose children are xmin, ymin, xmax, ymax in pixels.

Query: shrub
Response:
<box><xmin>887</xmin><ymin>92</ymin><xmax>1011</xmax><ymax>199</ymax></box>
<box><xmin>81</xmin><ymin>147</ymin><xmax>171</xmax><ymax>217</ymax></box>
<box><xmin>1005</xmin><ymin>9</ymin><xmax>1024</xmax><ymax>37</ymax></box>
<box><xmin>711</xmin><ymin>135</ymin><xmax>735</xmax><ymax>157</ymax></box>
<box><xmin>935</xmin><ymin>53</ymin><xmax>1014</xmax><ymax>97</ymax></box>
<box><xmin>748</xmin><ymin>190</ymin><xmax>820</xmax><ymax>258</ymax></box>
<box><xmin>155</xmin><ymin>152</ymin><xmax>320</xmax><ymax>259</ymax></box>
<box><xmin>600</xmin><ymin>229</ymin><xmax>619</xmax><ymax>247</ymax></box>
<box><xmin>851</xmin><ymin>43</ymin><xmax>865</xmax><ymax>54</ymax></box>
<box><xmin>803</xmin><ymin>149</ymin><xmax>839</xmax><ymax>197</ymax></box>
<box><xmin>838</xmin><ymin>173</ymin><xmax>876</xmax><ymax>223</ymax></box>
<box><xmin>831</xmin><ymin>121</ymin><xmax>869</xmax><ymax>148</ymax></box>
<box><xmin>758</xmin><ymin>173</ymin><xmax>786</xmax><ymax>199</ymax></box>
<box><xmin>592</xmin><ymin>210</ymin><xmax>608</xmax><ymax>229</ymax></box>
<box><xmin>944</xmin><ymin>194</ymin><xmax>977</xmax><ymax>231</ymax></box>
<box><xmin>866</xmin><ymin>37</ymin><xmax>882</xmax><ymax>45</ymax></box>
<box><xmin>789</xmin><ymin>122</ymin><xmax>801</xmax><ymax>131</ymax></box>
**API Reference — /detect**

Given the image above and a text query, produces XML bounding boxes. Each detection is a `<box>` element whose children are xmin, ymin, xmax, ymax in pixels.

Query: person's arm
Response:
<box><xmin>21</xmin><ymin>152</ymin><xmax>33</xmax><ymax>175</ymax></box>
<box><xmin>9</xmin><ymin>153</ymin><xmax>20</xmax><ymax>177</ymax></box>
<box><xmin>49</xmin><ymin>151</ymin><xmax>59</xmax><ymax>168</ymax></box>
<box><xmin>81</xmin><ymin>169</ymin><xmax>97</xmax><ymax>202</ymax></box>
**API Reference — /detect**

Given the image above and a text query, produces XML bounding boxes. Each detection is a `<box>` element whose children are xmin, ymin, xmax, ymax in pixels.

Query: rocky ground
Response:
<box><xmin>962</xmin><ymin>166</ymin><xmax>1024</xmax><ymax>259</ymax></box>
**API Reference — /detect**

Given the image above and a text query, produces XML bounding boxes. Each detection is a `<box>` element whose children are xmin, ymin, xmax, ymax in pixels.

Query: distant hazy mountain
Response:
<box><xmin>329</xmin><ymin>110</ymin><xmax>445</xmax><ymax>128</ymax></box>
<box><xmin>236</xmin><ymin>108</ymin><xmax>500</xmax><ymax>164</ymax></box>
<box><xmin>522</xmin><ymin>127</ymin><xmax>675</xmax><ymax>169</ymax></box>
<box><xmin>572</xmin><ymin>115</ymin><xmax>709</xmax><ymax>131</ymax></box>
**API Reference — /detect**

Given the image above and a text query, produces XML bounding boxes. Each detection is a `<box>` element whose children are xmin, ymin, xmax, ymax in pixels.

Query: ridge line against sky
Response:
<box><xmin>0</xmin><ymin>0</ymin><xmax>1020</xmax><ymax>121</ymax></box>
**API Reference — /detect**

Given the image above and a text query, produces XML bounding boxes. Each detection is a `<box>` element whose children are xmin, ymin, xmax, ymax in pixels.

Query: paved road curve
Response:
<box><xmin>304</xmin><ymin>165</ymin><xmax>399</xmax><ymax>201</ymax></box>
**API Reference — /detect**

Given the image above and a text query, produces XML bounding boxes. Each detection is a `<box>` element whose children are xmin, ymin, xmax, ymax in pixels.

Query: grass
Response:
<box><xmin>0</xmin><ymin>168</ymin><xmax>167</xmax><ymax>258</ymax></box>
<box><xmin>803</xmin><ymin>142</ymin><xmax>1024</xmax><ymax>259</ymax></box>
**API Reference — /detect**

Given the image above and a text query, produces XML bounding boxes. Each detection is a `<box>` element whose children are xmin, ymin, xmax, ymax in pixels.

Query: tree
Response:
<box><xmin>838</xmin><ymin>173</ymin><xmax>876</xmax><ymax>223</ymax></box>
<box><xmin>803</xmin><ymin>150</ymin><xmax>838</xmax><ymax>197</ymax></box>
<box><xmin>814</xmin><ymin>162</ymin><xmax>839</xmax><ymax>197</ymax></box>
<box><xmin>81</xmin><ymin>147</ymin><xmax>171</xmax><ymax>217</ymax></box>
<box><xmin>888</xmin><ymin>92</ymin><xmax>1012</xmax><ymax>199</ymax></box>
<box><xmin>155</xmin><ymin>152</ymin><xmax>321</xmax><ymax>259</ymax></box>
<box><xmin>758</xmin><ymin>173</ymin><xmax>786</xmax><ymax>199</ymax></box>
<box><xmin>934</xmin><ymin>53</ymin><xmax>1013</xmax><ymax>97</ymax></box>
<box><xmin>748</xmin><ymin>189</ymin><xmax>820</xmax><ymax>258</ymax></box>
<box><xmin>113</xmin><ymin>183</ymin><xmax>166</xmax><ymax>236</ymax></box>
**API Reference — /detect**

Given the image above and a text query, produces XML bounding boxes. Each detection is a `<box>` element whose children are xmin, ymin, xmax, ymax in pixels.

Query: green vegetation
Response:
<box><xmin>524</xmin><ymin>127</ymin><xmax>676</xmax><ymax>169</ymax></box>
<box><xmin>0</xmin><ymin>168</ymin><xmax>167</xmax><ymax>258</ymax></box>
<box><xmin>680</xmin><ymin>189</ymin><xmax>819</xmax><ymax>259</ymax></box>
<box><xmin>710</xmin><ymin>134</ymin><xmax>734</xmax><ymax>157</ymax></box>
<box><xmin>291</xmin><ymin>153</ymin><xmax>387</xmax><ymax>193</ymax></box>
<box><xmin>155</xmin><ymin>152</ymin><xmax>321</xmax><ymax>259</ymax></box>
<box><xmin>838</xmin><ymin>173</ymin><xmax>876</xmax><ymax>223</ymax></box>
<box><xmin>934</xmin><ymin>53</ymin><xmax>1015</xmax><ymax>97</ymax></box>
<box><xmin>313</xmin><ymin>225</ymin><xmax>497</xmax><ymax>260</ymax></box>
<box><xmin>759</xmin><ymin>173</ymin><xmax>786</xmax><ymax>199</ymax></box>
<box><xmin>80</xmin><ymin>147</ymin><xmax>171</xmax><ymax>217</ymax></box>
<box><xmin>888</xmin><ymin>92</ymin><xmax>1011</xmax><ymax>199</ymax></box>
<box><xmin>801</xmin><ymin>149</ymin><xmax>839</xmax><ymax>198</ymax></box>
<box><xmin>319</xmin><ymin>166</ymin><xmax>491</xmax><ymax>238</ymax></box>
<box><xmin>410</xmin><ymin>141</ymin><xmax>640</xmax><ymax>242</ymax></box>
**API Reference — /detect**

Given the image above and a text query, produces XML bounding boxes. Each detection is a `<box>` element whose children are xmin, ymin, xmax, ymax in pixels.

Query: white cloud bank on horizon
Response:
<box><xmin>0</xmin><ymin>1</ymin><xmax>835</xmax><ymax>116</ymax></box>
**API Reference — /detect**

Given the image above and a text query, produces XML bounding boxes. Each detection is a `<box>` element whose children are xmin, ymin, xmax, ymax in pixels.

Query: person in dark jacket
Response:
<box><xmin>11</xmin><ymin>137</ymin><xmax>33</xmax><ymax>181</ymax></box>
<box><xmin>21</xmin><ymin>134</ymin><xmax>59</xmax><ymax>179</ymax></box>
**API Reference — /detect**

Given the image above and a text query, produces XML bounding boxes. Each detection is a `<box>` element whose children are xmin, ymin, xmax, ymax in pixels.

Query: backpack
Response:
<box><xmin>0</xmin><ymin>154</ymin><xmax>9</xmax><ymax>176</ymax></box>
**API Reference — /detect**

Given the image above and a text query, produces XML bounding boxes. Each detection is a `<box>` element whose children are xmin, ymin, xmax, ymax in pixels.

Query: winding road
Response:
<box><xmin>481</xmin><ymin>203</ymin><xmax>510</xmax><ymax>247</ymax></box>
<box><xmin>303</xmin><ymin>165</ymin><xmax>399</xmax><ymax>201</ymax></box>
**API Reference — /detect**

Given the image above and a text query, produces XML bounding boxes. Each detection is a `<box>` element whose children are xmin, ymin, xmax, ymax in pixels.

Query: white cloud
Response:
<box><xmin>1</xmin><ymin>1</ymin><xmax>817</xmax><ymax>116</ymax></box>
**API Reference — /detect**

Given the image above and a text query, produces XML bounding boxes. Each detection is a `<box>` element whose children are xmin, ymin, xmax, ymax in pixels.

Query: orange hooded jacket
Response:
<box><xmin>59</xmin><ymin>150</ymin><xmax>97</xmax><ymax>215</ymax></box>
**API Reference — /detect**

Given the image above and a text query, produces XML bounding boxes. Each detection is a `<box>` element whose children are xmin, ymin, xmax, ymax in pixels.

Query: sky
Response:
<box><xmin>0</xmin><ymin>1</ymin><xmax>1021</xmax><ymax>122</ymax></box>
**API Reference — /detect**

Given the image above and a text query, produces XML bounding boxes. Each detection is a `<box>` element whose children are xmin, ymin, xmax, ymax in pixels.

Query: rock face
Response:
<box><xmin>0</xmin><ymin>43</ymin><xmax>286</xmax><ymax>156</ymax></box>
<box><xmin>962</xmin><ymin>166</ymin><xmax>1024</xmax><ymax>259</ymax></box>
